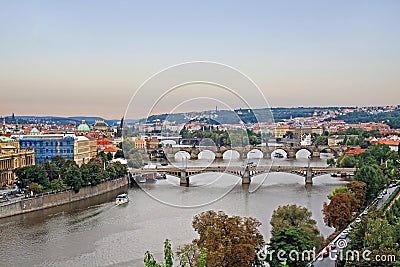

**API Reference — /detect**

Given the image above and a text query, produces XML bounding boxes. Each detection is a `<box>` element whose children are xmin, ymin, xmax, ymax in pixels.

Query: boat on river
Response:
<box><xmin>115</xmin><ymin>193</ymin><xmax>129</xmax><ymax>205</ymax></box>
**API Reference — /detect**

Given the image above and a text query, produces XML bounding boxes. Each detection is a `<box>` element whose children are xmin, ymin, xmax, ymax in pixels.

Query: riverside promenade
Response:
<box><xmin>0</xmin><ymin>176</ymin><xmax>129</xmax><ymax>219</ymax></box>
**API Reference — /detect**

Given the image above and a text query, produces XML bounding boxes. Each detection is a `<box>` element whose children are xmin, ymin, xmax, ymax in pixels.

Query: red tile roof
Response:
<box><xmin>346</xmin><ymin>148</ymin><xmax>366</xmax><ymax>155</ymax></box>
<box><xmin>104</xmin><ymin>146</ymin><xmax>118</xmax><ymax>153</ymax></box>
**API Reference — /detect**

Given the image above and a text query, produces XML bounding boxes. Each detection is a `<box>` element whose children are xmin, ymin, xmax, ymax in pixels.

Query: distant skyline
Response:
<box><xmin>1</xmin><ymin>1</ymin><xmax>400</xmax><ymax>119</ymax></box>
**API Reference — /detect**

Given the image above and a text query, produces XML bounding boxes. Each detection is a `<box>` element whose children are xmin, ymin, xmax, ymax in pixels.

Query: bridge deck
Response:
<box><xmin>131</xmin><ymin>166</ymin><xmax>356</xmax><ymax>174</ymax></box>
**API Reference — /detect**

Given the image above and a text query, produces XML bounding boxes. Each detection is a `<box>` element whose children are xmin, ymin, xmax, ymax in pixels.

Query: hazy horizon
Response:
<box><xmin>1</xmin><ymin>1</ymin><xmax>400</xmax><ymax>119</ymax></box>
<box><xmin>3</xmin><ymin>103</ymin><xmax>399</xmax><ymax>122</ymax></box>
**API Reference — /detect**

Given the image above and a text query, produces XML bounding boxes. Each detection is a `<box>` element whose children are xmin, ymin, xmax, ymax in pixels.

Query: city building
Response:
<box><xmin>76</xmin><ymin>120</ymin><xmax>90</xmax><ymax>135</ymax></box>
<box><xmin>93</xmin><ymin>120</ymin><xmax>109</xmax><ymax>131</ymax></box>
<box><xmin>133</xmin><ymin>135</ymin><xmax>146</xmax><ymax>149</ymax></box>
<box><xmin>274</xmin><ymin>125</ymin><xmax>292</xmax><ymax>138</ymax></box>
<box><xmin>74</xmin><ymin>136</ymin><xmax>97</xmax><ymax>166</ymax></box>
<box><xmin>300</xmin><ymin>134</ymin><xmax>312</xmax><ymax>146</ymax></box>
<box><xmin>368</xmin><ymin>135</ymin><xmax>400</xmax><ymax>152</ymax></box>
<box><xmin>292</xmin><ymin>127</ymin><xmax>323</xmax><ymax>139</ymax></box>
<box><xmin>146</xmin><ymin>136</ymin><xmax>160</xmax><ymax>150</ymax></box>
<box><xmin>0</xmin><ymin>136</ymin><xmax>35</xmax><ymax>187</ymax></box>
<box><xmin>17</xmin><ymin>134</ymin><xmax>96</xmax><ymax>166</ymax></box>
<box><xmin>328</xmin><ymin>135</ymin><xmax>346</xmax><ymax>146</ymax></box>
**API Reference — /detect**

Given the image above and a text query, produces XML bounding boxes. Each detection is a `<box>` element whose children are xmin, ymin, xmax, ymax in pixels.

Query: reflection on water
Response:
<box><xmin>0</xmin><ymin>159</ymin><xmax>344</xmax><ymax>266</ymax></box>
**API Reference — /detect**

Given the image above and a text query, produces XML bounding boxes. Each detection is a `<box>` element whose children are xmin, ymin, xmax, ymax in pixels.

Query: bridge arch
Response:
<box><xmin>198</xmin><ymin>150</ymin><xmax>216</xmax><ymax>160</ymax></box>
<box><xmin>174</xmin><ymin>151</ymin><xmax>190</xmax><ymax>160</ymax></box>
<box><xmin>271</xmin><ymin>148</ymin><xmax>287</xmax><ymax>159</ymax></box>
<box><xmin>295</xmin><ymin>148</ymin><xmax>312</xmax><ymax>159</ymax></box>
<box><xmin>223</xmin><ymin>150</ymin><xmax>240</xmax><ymax>160</ymax></box>
<box><xmin>247</xmin><ymin>149</ymin><xmax>263</xmax><ymax>159</ymax></box>
<box><xmin>319</xmin><ymin>147</ymin><xmax>338</xmax><ymax>157</ymax></box>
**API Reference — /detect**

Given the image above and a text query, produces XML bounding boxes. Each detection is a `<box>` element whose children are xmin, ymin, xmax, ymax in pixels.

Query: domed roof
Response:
<box><xmin>30</xmin><ymin>127</ymin><xmax>39</xmax><ymax>134</ymax></box>
<box><xmin>77</xmin><ymin>120</ymin><xmax>90</xmax><ymax>132</ymax></box>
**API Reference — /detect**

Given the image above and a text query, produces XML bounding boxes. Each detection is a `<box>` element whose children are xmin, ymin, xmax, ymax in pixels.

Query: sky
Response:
<box><xmin>1</xmin><ymin>0</ymin><xmax>399</xmax><ymax>119</ymax></box>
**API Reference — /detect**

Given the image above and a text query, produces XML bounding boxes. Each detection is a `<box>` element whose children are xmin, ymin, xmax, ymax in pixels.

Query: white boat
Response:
<box><xmin>115</xmin><ymin>193</ymin><xmax>129</xmax><ymax>205</ymax></box>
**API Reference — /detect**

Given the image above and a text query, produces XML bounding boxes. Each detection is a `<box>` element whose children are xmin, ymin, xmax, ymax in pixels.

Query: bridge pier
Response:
<box><xmin>215</xmin><ymin>152</ymin><xmax>223</xmax><ymax>159</ymax></box>
<box><xmin>242</xmin><ymin>166</ymin><xmax>251</xmax><ymax>184</ymax></box>
<box><xmin>312</xmin><ymin>151</ymin><xmax>320</xmax><ymax>158</ymax></box>
<box><xmin>263</xmin><ymin>152</ymin><xmax>271</xmax><ymax>159</ymax></box>
<box><xmin>180</xmin><ymin>170</ymin><xmax>189</xmax><ymax>186</ymax></box>
<box><xmin>305</xmin><ymin>168</ymin><xmax>313</xmax><ymax>185</ymax></box>
<box><xmin>287</xmin><ymin>151</ymin><xmax>297</xmax><ymax>159</ymax></box>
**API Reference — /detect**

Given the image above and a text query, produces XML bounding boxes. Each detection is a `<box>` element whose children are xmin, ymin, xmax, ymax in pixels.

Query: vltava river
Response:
<box><xmin>0</xmin><ymin>158</ymin><xmax>345</xmax><ymax>266</ymax></box>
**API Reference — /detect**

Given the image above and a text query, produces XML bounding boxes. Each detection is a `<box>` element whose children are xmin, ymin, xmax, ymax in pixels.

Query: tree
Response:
<box><xmin>28</xmin><ymin>182</ymin><xmax>44</xmax><ymax>194</ymax></box>
<box><xmin>110</xmin><ymin>161</ymin><xmax>128</xmax><ymax>177</ymax></box>
<box><xmin>44</xmin><ymin>162</ymin><xmax>60</xmax><ymax>181</ymax></box>
<box><xmin>192</xmin><ymin>210</ymin><xmax>264</xmax><ymax>267</ymax></box>
<box><xmin>63</xmin><ymin>164</ymin><xmax>82</xmax><ymax>192</ymax></box>
<box><xmin>338</xmin><ymin>154</ymin><xmax>356</xmax><ymax>168</ymax></box>
<box><xmin>365</xmin><ymin>144</ymin><xmax>391</xmax><ymax>164</ymax></box>
<box><xmin>326</xmin><ymin>158</ymin><xmax>335</xmax><ymax>167</ymax></box>
<box><xmin>164</xmin><ymin>239</ymin><xmax>173</xmax><ymax>267</ymax></box>
<box><xmin>269</xmin><ymin>227</ymin><xmax>316</xmax><ymax>267</ymax></box>
<box><xmin>355</xmin><ymin>165</ymin><xmax>387</xmax><ymax>203</ymax></box>
<box><xmin>314</xmin><ymin>136</ymin><xmax>328</xmax><ymax>146</ymax></box>
<box><xmin>97</xmin><ymin>151</ymin><xmax>108</xmax><ymax>164</ymax></box>
<box><xmin>51</xmin><ymin>155</ymin><xmax>66</xmax><ymax>169</ymax></box>
<box><xmin>50</xmin><ymin>178</ymin><xmax>67</xmax><ymax>191</ymax></box>
<box><xmin>346</xmin><ymin>181</ymin><xmax>367</xmax><ymax>212</ymax></box>
<box><xmin>176</xmin><ymin>243</ymin><xmax>201</xmax><ymax>267</ymax></box>
<box><xmin>105</xmin><ymin>165</ymin><xmax>117</xmax><ymax>180</ymax></box>
<box><xmin>196</xmin><ymin>248</ymin><xmax>207</xmax><ymax>267</ymax></box>
<box><xmin>15</xmin><ymin>165</ymin><xmax>50</xmax><ymax>189</ymax></box>
<box><xmin>344</xmin><ymin>212</ymin><xmax>400</xmax><ymax>267</ymax></box>
<box><xmin>322</xmin><ymin>193</ymin><xmax>352</xmax><ymax>230</ymax></box>
<box><xmin>114</xmin><ymin>149</ymin><xmax>124</xmax><ymax>159</ymax></box>
<box><xmin>143</xmin><ymin>239</ymin><xmax>177</xmax><ymax>267</ymax></box>
<box><xmin>270</xmin><ymin>204</ymin><xmax>323</xmax><ymax>249</ymax></box>
<box><xmin>106</xmin><ymin>152</ymin><xmax>113</xmax><ymax>161</ymax></box>
<box><xmin>327</xmin><ymin>185</ymin><xmax>352</xmax><ymax>200</ymax></box>
<box><xmin>144</xmin><ymin>251</ymin><xmax>161</xmax><ymax>267</ymax></box>
<box><xmin>80</xmin><ymin>162</ymin><xmax>104</xmax><ymax>186</ymax></box>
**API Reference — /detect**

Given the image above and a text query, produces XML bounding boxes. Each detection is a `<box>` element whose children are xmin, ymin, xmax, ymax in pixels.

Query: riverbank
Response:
<box><xmin>0</xmin><ymin>176</ymin><xmax>129</xmax><ymax>219</ymax></box>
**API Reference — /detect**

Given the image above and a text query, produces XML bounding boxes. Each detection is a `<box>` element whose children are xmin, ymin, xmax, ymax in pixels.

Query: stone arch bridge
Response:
<box><xmin>164</xmin><ymin>145</ymin><xmax>345</xmax><ymax>160</ymax></box>
<box><xmin>130</xmin><ymin>165</ymin><xmax>355</xmax><ymax>186</ymax></box>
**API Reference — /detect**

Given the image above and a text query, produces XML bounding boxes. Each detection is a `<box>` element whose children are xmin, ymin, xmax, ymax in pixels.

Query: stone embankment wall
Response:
<box><xmin>0</xmin><ymin>177</ymin><xmax>128</xmax><ymax>219</ymax></box>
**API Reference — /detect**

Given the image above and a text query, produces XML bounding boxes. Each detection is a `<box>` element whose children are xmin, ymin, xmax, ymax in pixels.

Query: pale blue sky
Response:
<box><xmin>1</xmin><ymin>1</ymin><xmax>399</xmax><ymax>119</ymax></box>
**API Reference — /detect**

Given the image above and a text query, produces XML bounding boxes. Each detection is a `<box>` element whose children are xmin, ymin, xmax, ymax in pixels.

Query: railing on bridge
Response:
<box><xmin>130</xmin><ymin>166</ymin><xmax>356</xmax><ymax>186</ymax></box>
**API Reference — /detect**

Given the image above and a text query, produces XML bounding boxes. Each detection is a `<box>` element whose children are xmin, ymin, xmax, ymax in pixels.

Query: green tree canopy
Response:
<box><xmin>338</xmin><ymin>154</ymin><xmax>356</xmax><ymax>168</ymax></box>
<box><xmin>63</xmin><ymin>164</ymin><xmax>82</xmax><ymax>192</ymax></box>
<box><xmin>269</xmin><ymin>227</ymin><xmax>316</xmax><ymax>267</ymax></box>
<box><xmin>355</xmin><ymin>164</ymin><xmax>387</xmax><ymax>203</ymax></box>
<box><xmin>270</xmin><ymin>204</ymin><xmax>323</xmax><ymax>249</ymax></box>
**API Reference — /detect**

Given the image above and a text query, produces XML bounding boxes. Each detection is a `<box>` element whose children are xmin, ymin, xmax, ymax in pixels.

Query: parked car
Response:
<box><xmin>377</xmin><ymin>194</ymin><xmax>383</xmax><ymax>199</ymax></box>
<box><xmin>355</xmin><ymin>218</ymin><xmax>362</xmax><ymax>223</ymax></box>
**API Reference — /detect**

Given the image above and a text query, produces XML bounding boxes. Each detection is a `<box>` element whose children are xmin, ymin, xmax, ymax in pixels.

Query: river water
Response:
<box><xmin>0</xmin><ymin>157</ymin><xmax>346</xmax><ymax>266</ymax></box>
